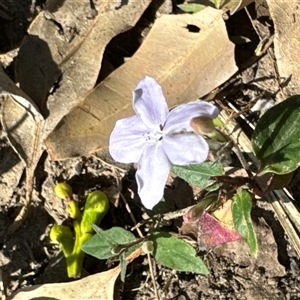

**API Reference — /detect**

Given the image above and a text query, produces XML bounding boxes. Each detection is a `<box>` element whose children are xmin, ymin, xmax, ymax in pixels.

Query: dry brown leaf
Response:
<box><xmin>0</xmin><ymin>67</ymin><xmax>26</xmax><ymax>205</ymax></box>
<box><xmin>10</xmin><ymin>265</ymin><xmax>121</xmax><ymax>300</ymax></box>
<box><xmin>45</xmin><ymin>7</ymin><xmax>238</xmax><ymax>160</ymax></box>
<box><xmin>0</xmin><ymin>66</ymin><xmax>44</xmax><ymax>231</ymax></box>
<box><xmin>0</xmin><ymin>48</ymin><xmax>18</xmax><ymax>68</ymax></box>
<box><xmin>10</xmin><ymin>246</ymin><xmax>143</xmax><ymax>300</ymax></box>
<box><xmin>214</xmin><ymin>219</ymin><xmax>286</xmax><ymax>278</ymax></box>
<box><xmin>0</xmin><ymin>148</ymin><xmax>24</xmax><ymax>205</ymax></box>
<box><xmin>266</xmin><ymin>1</ymin><xmax>300</xmax><ymax>95</ymax></box>
<box><xmin>16</xmin><ymin>0</ymin><xmax>152</xmax><ymax>131</ymax></box>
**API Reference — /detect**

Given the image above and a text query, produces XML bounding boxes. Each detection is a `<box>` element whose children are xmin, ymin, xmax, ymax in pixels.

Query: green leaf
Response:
<box><xmin>81</xmin><ymin>226</ymin><xmax>137</xmax><ymax>260</ymax></box>
<box><xmin>252</xmin><ymin>95</ymin><xmax>300</xmax><ymax>174</ymax></box>
<box><xmin>232</xmin><ymin>190</ymin><xmax>258</xmax><ymax>257</ymax></box>
<box><xmin>172</xmin><ymin>162</ymin><xmax>224</xmax><ymax>189</ymax></box>
<box><xmin>150</xmin><ymin>232</ymin><xmax>208</xmax><ymax>274</ymax></box>
<box><xmin>177</xmin><ymin>3</ymin><xmax>206</xmax><ymax>13</ymax></box>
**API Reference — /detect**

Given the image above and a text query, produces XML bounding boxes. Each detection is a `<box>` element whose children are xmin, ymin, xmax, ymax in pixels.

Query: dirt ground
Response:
<box><xmin>1</xmin><ymin>0</ymin><xmax>300</xmax><ymax>299</ymax></box>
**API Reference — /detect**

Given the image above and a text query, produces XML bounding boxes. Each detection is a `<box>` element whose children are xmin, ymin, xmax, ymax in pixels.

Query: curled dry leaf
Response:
<box><xmin>0</xmin><ymin>66</ymin><xmax>44</xmax><ymax>232</ymax></box>
<box><xmin>45</xmin><ymin>7</ymin><xmax>238</xmax><ymax>160</ymax></box>
<box><xmin>0</xmin><ymin>68</ymin><xmax>26</xmax><ymax>203</ymax></box>
<box><xmin>266</xmin><ymin>1</ymin><xmax>300</xmax><ymax>95</ymax></box>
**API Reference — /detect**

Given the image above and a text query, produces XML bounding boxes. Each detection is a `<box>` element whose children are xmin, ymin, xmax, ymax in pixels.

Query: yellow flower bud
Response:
<box><xmin>50</xmin><ymin>224</ymin><xmax>74</xmax><ymax>257</ymax></box>
<box><xmin>80</xmin><ymin>191</ymin><xmax>109</xmax><ymax>234</ymax></box>
<box><xmin>54</xmin><ymin>182</ymin><xmax>73</xmax><ymax>200</ymax></box>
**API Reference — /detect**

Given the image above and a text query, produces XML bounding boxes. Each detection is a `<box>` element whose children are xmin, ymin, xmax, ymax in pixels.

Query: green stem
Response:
<box><xmin>66</xmin><ymin>220</ymin><xmax>92</xmax><ymax>278</ymax></box>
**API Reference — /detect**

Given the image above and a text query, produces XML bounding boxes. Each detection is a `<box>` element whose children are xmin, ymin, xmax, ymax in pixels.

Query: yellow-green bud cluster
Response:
<box><xmin>50</xmin><ymin>183</ymin><xmax>109</xmax><ymax>278</ymax></box>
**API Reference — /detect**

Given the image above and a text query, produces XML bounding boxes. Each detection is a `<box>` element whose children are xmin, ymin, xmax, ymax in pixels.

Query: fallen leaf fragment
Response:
<box><xmin>0</xmin><ymin>66</ymin><xmax>44</xmax><ymax>232</ymax></box>
<box><xmin>10</xmin><ymin>246</ymin><xmax>143</xmax><ymax>300</ymax></box>
<box><xmin>214</xmin><ymin>219</ymin><xmax>286</xmax><ymax>278</ymax></box>
<box><xmin>0</xmin><ymin>146</ymin><xmax>24</xmax><ymax>204</ymax></box>
<box><xmin>10</xmin><ymin>265</ymin><xmax>120</xmax><ymax>300</ymax></box>
<box><xmin>0</xmin><ymin>68</ymin><xmax>26</xmax><ymax>205</ymax></box>
<box><xmin>0</xmin><ymin>48</ymin><xmax>18</xmax><ymax>67</ymax></box>
<box><xmin>212</xmin><ymin>199</ymin><xmax>236</xmax><ymax>229</ymax></box>
<box><xmin>266</xmin><ymin>1</ymin><xmax>300</xmax><ymax>94</ymax></box>
<box><xmin>45</xmin><ymin>7</ymin><xmax>238</xmax><ymax>160</ymax></box>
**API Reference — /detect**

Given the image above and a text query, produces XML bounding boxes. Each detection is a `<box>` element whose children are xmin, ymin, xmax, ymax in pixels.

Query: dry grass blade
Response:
<box><xmin>219</xmin><ymin>110</ymin><xmax>300</xmax><ymax>257</ymax></box>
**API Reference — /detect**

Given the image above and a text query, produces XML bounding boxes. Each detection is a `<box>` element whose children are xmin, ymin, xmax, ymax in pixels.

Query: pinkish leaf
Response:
<box><xmin>198</xmin><ymin>212</ymin><xmax>241</xmax><ymax>248</ymax></box>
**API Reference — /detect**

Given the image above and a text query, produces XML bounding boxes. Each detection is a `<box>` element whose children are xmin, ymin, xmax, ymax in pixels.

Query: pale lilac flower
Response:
<box><xmin>109</xmin><ymin>76</ymin><xmax>219</xmax><ymax>209</ymax></box>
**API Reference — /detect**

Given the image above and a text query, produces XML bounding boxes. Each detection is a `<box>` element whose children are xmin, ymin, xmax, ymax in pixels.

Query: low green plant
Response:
<box><xmin>50</xmin><ymin>183</ymin><xmax>109</xmax><ymax>278</ymax></box>
<box><xmin>91</xmin><ymin>77</ymin><xmax>300</xmax><ymax>276</ymax></box>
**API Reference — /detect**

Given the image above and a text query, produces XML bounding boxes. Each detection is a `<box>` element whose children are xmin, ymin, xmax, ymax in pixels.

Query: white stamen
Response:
<box><xmin>146</xmin><ymin>127</ymin><xmax>164</xmax><ymax>142</ymax></box>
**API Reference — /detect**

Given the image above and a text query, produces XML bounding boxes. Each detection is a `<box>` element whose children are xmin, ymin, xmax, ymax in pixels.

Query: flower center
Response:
<box><xmin>146</xmin><ymin>125</ymin><xmax>164</xmax><ymax>143</ymax></box>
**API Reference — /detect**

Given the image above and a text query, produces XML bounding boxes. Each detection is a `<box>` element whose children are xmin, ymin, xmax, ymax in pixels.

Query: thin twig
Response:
<box><xmin>93</xmin><ymin>155</ymin><xmax>127</xmax><ymax>174</ymax></box>
<box><xmin>132</xmin><ymin>205</ymin><xmax>194</xmax><ymax>231</ymax></box>
<box><xmin>0</xmin><ymin>269</ymin><xmax>5</xmax><ymax>300</ymax></box>
<box><xmin>119</xmin><ymin>192</ymin><xmax>160</xmax><ymax>300</ymax></box>
<box><xmin>130</xmin><ymin>273</ymin><xmax>150</xmax><ymax>292</ymax></box>
<box><xmin>120</xmin><ymin>192</ymin><xmax>143</xmax><ymax>237</ymax></box>
<box><xmin>231</xmin><ymin>145</ymin><xmax>253</xmax><ymax>179</ymax></box>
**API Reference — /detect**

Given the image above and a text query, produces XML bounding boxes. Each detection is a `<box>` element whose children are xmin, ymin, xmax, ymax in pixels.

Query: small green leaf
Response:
<box><xmin>232</xmin><ymin>190</ymin><xmax>258</xmax><ymax>257</ymax></box>
<box><xmin>81</xmin><ymin>226</ymin><xmax>137</xmax><ymax>260</ymax></box>
<box><xmin>172</xmin><ymin>162</ymin><xmax>224</xmax><ymax>189</ymax></box>
<box><xmin>150</xmin><ymin>232</ymin><xmax>208</xmax><ymax>274</ymax></box>
<box><xmin>177</xmin><ymin>3</ymin><xmax>206</xmax><ymax>13</ymax></box>
<box><xmin>252</xmin><ymin>95</ymin><xmax>300</xmax><ymax>174</ymax></box>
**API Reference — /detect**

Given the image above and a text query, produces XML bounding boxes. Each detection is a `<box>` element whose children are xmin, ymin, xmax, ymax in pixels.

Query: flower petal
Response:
<box><xmin>162</xmin><ymin>133</ymin><xmax>209</xmax><ymax>165</ymax></box>
<box><xmin>109</xmin><ymin>115</ymin><xmax>148</xmax><ymax>163</ymax></box>
<box><xmin>164</xmin><ymin>101</ymin><xmax>219</xmax><ymax>133</ymax></box>
<box><xmin>133</xmin><ymin>76</ymin><xmax>169</xmax><ymax>129</ymax></box>
<box><xmin>136</xmin><ymin>143</ymin><xmax>171</xmax><ymax>209</ymax></box>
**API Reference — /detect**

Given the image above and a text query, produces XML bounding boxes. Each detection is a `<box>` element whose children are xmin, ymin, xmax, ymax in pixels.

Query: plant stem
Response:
<box><xmin>66</xmin><ymin>220</ymin><xmax>92</xmax><ymax>278</ymax></box>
